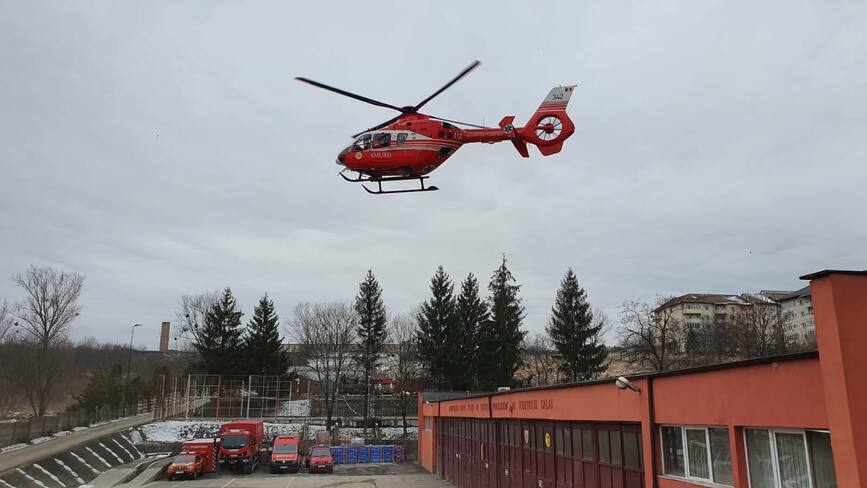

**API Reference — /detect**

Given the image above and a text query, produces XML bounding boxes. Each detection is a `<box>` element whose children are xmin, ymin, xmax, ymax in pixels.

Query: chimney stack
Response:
<box><xmin>159</xmin><ymin>321</ymin><xmax>170</xmax><ymax>352</ymax></box>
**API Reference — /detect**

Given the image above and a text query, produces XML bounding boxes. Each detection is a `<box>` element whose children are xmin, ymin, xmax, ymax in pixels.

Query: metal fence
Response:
<box><xmin>154</xmin><ymin>374</ymin><xmax>418</xmax><ymax>424</ymax></box>
<box><xmin>0</xmin><ymin>400</ymin><xmax>152</xmax><ymax>449</ymax></box>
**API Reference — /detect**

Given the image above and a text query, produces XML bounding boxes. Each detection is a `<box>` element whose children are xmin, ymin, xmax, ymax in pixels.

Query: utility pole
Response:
<box><xmin>125</xmin><ymin>323</ymin><xmax>142</xmax><ymax>415</ymax></box>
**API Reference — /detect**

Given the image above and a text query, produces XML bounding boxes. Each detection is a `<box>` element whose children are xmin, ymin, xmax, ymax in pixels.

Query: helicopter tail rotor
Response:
<box><xmin>518</xmin><ymin>85</ymin><xmax>577</xmax><ymax>156</ymax></box>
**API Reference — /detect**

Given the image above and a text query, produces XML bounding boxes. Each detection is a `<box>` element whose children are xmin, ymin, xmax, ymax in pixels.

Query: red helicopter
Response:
<box><xmin>296</xmin><ymin>61</ymin><xmax>576</xmax><ymax>194</ymax></box>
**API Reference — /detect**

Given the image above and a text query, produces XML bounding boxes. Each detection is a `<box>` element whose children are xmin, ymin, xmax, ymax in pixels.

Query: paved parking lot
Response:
<box><xmin>149</xmin><ymin>463</ymin><xmax>450</xmax><ymax>488</ymax></box>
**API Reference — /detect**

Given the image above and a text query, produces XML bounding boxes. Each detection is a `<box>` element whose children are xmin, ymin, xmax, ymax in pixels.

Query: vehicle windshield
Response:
<box><xmin>274</xmin><ymin>444</ymin><xmax>297</xmax><ymax>454</ymax></box>
<box><xmin>352</xmin><ymin>134</ymin><xmax>371</xmax><ymax>151</ymax></box>
<box><xmin>311</xmin><ymin>448</ymin><xmax>331</xmax><ymax>457</ymax></box>
<box><xmin>222</xmin><ymin>435</ymin><xmax>247</xmax><ymax>449</ymax></box>
<box><xmin>175</xmin><ymin>455</ymin><xmax>196</xmax><ymax>464</ymax></box>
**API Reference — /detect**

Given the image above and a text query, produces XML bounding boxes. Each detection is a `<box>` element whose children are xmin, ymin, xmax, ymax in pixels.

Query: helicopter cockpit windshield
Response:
<box><xmin>352</xmin><ymin>134</ymin><xmax>372</xmax><ymax>152</ymax></box>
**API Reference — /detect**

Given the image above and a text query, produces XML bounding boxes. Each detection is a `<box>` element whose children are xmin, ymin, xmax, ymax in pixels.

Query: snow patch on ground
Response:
<box><xmin>69</xmin><ymin>451</ymin><xmax>100</xmax><ymax>475</ymax></box>
<box><xmin>0</xmin><ymin>443</ymin><xmax>28</xmax><ymax>453</ymax></box>
<box><xmin>72</xmin><ymin>426</ymin><xmax>89</xmax><ymax>432</ymax></box>
<box><xmin>338</xmin><ymin>427</ymin><xmax>417</xmax><ymax>440</ymax></box>
<box><xmin>32</xmin><ymin>464</ymin><xmax>65</xmax><ymax>488</ymax></box>
<box><xmin>52</xmin><ymin>430</ymin><xmax>71</xmax><ymax>438</ymax></box>
<box><xmin>138</xmin><ymin>420</ymin><xmax>417</xmax><ymax>443</ymax></box>
<box><xmin>54</xmin><ymin>459</ymin><xmax>85</xmax><ymax>486</ymax></box>
<box><xmin>279</xmin><ymin>400</ymin><xmax>310</xmax><ymax>417</ymax></box>
<box><xmin>30</xmin><ymin>437</ymin><xmax>52</xmax><ymax>445</ymax></box>
<box><xmin>15</xmin><ymin>468</ymin><xmax>48</xmax><ymax>488</ymax></box>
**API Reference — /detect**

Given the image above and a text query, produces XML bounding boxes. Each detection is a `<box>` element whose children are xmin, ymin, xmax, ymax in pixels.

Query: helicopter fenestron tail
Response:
<box><xmin>510</xmin><ymin>85</ymin><xmax>577</xmax><ymax>157</ymax></box>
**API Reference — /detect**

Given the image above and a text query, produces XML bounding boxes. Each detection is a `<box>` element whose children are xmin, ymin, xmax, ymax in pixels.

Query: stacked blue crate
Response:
<box><xmin>346</xmin><ymin>446</ymin><xmax>358</xmax><ymax>464</ymax></box>
<box><xmin>370</xmin><ymin>445</ymin><xmax>382</xmax><ymax>463</ymax></box>
<box><xmin>383</xmin><ymin>445</ymin><xmax>394</xmax><ymax>463</ymax></box>
<box><xmin>332</xmin><ymin>446</ymin><xmax>345</xmax><ymax>464</ymax></box>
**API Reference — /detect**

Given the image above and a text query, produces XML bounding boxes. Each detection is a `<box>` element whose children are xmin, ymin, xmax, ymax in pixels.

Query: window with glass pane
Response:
<box><xmin>661</xmin><ymin>426</ymin><xmax>685</xmax><ymax>477</ymax></box>
<box><xmin>611</xmin><ymin>430</ymin><xmax>622</xmax><ymax>466</ymax></box>
<box><xmin>807</xmin><ymin>431</ymin><xmax>837</xmax><ymax>488</ymax></box>
<box><xmin>623</xmin><ymin>431</ymin><xmax>641</xmax><ymax>469</ymax></box>
<box><xmin>775</xmin><ymin>432</ymin><xmax>811</xmax><ymax>488</ymax></box>
<box><xmin>686</xmin><ymin>429</ymin><xmax>710</xmax><ymax>479</ymax></box>
<box><xmin>562</xmin><ymin>427</ymin><xmax>571</xmax><ymax>457</ymax></box>
<box><xmin>599</xmin><ymin>429</ymin><xmax>610</xmax><ymax>463</ymax></box>
<box><xmin>582</xmin><ymin>429</ymin><xmax>594</xmax><ymax>460</ymax></box>
<box><xmin>709</xmin><ymin>428</ymin><xmax>732</xmax><ymax>485</ymax></box>
<box><xmin>746</xmin><ymin>429</ymin><xmax>776</xmax><ymax>488</ymax></box>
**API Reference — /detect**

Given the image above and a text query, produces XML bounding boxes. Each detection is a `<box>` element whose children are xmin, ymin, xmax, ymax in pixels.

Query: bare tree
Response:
<box><xmin>388</xmin><ymin>312</ymin><xmax>423</xmax><ymax>435</ymax></box>
<box><xmin>734</xmin><ymin>297</ymin><xmax>788</xmax><ymax>357</ymax></box>
<box><xmin>12</xmin><ymin>265</ymin><xmax>85</xmax><ymax>416</ymax></box>
<box><xmin>522</xmin><ymin>332</ymin><xmax>561</xmax><ymax>386</ymax></box>
<box><xmin>289</xmin><ymin>302</ymin><xmax>356</xmax><ymax>428</ymax></box>
<box><xmin>0</xmin><ymin>300</ymin><xmax>13</xmax><ymax>343</ymax></box>
<box><xmin>175</xmin><ymin>291</ymin><xmax>219</xmax><ymax>350</ymax></box>
<box><xmin>617</xmin><ymin>298</ymin><xmax>685</xmax><ymax>372</ymax></box>
<box><xmin>0</xmin><ymin>300</ymin><xmax>22</xmax><ymax>416</ymax></box>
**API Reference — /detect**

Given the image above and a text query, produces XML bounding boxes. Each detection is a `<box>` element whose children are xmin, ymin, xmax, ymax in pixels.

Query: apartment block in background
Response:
<box><xmin>778</xmin><ymin>286</ymin><xmax>815</xmax><ymax>344</ymax></box>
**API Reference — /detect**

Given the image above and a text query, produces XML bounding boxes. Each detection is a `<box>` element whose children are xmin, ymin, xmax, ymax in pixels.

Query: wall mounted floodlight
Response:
<box><xmin>615</xmin><ymin>376</ymin><xmax>641</xmax><ymax>392</ymax></box>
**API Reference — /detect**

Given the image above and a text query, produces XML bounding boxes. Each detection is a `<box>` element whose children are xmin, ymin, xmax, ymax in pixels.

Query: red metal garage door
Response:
<box><xmin>535</xmin><ymin>422</ymin><xmax>556</xmax><ymax>488</ymax></box>
<box><xmin>597</xmin><ymin>424</ymin><xmax>624</xmax><ymax>488</ymax></box>
<box><xmin>555</xmin><ymin>422</ymin><xmax>573</xmax><ymax>488</ymax></box>
<box><xmin>521</xmin><ymin>421</ymin><xmax>536</xmax><ymax>488</ymax></box>
<box><xmin>479</xmin><ymin>420</ymin><xmax>497</xmax><ymax>488</ymax></box>
<box><xmin>498</xmin><ymin>421</ymin><xmax>513</xmax><ymax>488</ymax></box>
<box><xmin>574</xmin><ymin>423</ymin><xmax>599</xmax><ymax>488</ymax></box>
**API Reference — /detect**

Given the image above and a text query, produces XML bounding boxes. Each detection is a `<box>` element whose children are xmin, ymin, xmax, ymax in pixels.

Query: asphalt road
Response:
<box><xmin>150</xmin><ymin>463</ymin><xmax>448</xmax><ymax>488</ymax></box>
<box><xmin>0</xmin><ymin>412</ymin><xmax>154</xmax><ymax>475</ymax></box>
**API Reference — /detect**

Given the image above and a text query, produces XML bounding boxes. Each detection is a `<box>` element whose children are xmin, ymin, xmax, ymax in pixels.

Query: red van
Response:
<box><xmin>166</xmin><ymin>452</ymin><xmax>204</xmax><ymax>480</ymax></box>
<box><xmin>270</xmin><ymin>436</ymin><xmax>301</xmax><ymax>474</ymax></box>
<box><xmin>306</xmin><ymin>445</ymin><xmax>334</xmax><ymax>473</ymax></box>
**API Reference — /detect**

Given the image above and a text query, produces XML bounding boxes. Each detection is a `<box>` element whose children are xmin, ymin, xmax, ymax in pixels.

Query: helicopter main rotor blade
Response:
<box><xmin>425</xmin><ymin>115</ymin><xmax>492</xmax><ymax>129</ymax></box>
<box><xmin>295</xmin><ymin>77</ymin><xmax>406</xmax><ymax>113</ymax></box>
<box><xmin>411</xmin><ymin>60</ymin><xmax>481</xmax><ymax>112</ymax></box>
<box><xmin>351</xmin><ymin>114</ymin><xmax>403</xmax><ymax>139</ymax></box>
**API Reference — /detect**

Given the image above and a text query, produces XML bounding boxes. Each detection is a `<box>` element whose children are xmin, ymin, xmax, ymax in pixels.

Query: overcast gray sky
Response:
<box><xmin>2</xmin><ymin>1</ymin><xmax>865</xmax><ymax>348</ymax></box>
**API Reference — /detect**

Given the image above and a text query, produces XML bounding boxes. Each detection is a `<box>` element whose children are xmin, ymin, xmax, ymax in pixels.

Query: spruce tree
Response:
<box><xmin>354</xmin><ymin>270</ymin><xmax>388</xmax><ymax>432</ymax></box>
<box><xmin>192</xmin><ymin>287</ymin><xmax>244</xmax><ymax>375</ymax></box>
<box><xmin>477</xmin><ymin>256</ymin><xmax>526</xmax><ymax>389</ymax></box>
<box><xmin>416</xmin><ymin>266</ymin><xmax>457</xmax><ymax>389</ymax></box>
<box><xmin>453</xmin><ymin>273</ymin><xmax>488</xmax><ymax>390</ymax></box>
<box><xmin>546</xmin><ymin>268</ymin><xmax>608</xmax><ymax>381</ymax></box>
<box><xmin>243</xmin><ymin>293</ymin><xmax>289</xmax><ymax>375</ymax></box>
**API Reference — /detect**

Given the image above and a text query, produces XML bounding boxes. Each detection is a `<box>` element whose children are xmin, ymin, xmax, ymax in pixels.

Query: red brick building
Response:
<box><xmin>418</xmin><ymin>270</ymin><xmax>867</xmax><ymax>487</ymax></box>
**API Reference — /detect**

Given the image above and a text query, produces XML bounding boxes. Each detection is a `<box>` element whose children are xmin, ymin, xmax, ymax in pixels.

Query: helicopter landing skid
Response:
<box><xmin>339</xmin><ymin>169</ymin><xmax>439</xmax><ymax>195</ymax></box>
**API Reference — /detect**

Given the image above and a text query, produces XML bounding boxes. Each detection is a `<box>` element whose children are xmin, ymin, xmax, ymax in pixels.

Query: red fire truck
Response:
<box><xmin>218</xmin><ymin>420</ymin><xmax>264</xmax><ymax>474</ymax></box>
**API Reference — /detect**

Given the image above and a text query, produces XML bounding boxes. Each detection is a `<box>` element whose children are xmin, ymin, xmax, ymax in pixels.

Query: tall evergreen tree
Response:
<box><xmin>546</xmin><ymin>268</ymin><xmax>608</xmax><ymax>381</ymax></box>
<box><xmin>191</xmin><ymin>287</ymin><xmax>244</xmax><ymax>375</ymax></box>
<box><xmin>477</xmin><ymin>256</ymin><xmax>526</xmax><ymax>389</ymax></box>
<box><xmin>416</xmin><ymin>266</ymin><xmax>457</xmax><ymax>389</ymax></box>
<box><xmin>244</xmin><ymin>293</ymin><xmax>289</xmax><ymax>375</ymax></box>
<box><xmin>354</xmin><ymin>270</ymin><xmax>388</xmax><ymax>432</ymax></box>
<box><xmin>453</xmin><ymin>273</ymin><xmax>488</xmax><ymax>390</ymax></box>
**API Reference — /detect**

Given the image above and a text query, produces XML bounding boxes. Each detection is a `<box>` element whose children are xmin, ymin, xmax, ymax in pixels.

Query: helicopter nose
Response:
<box><xmin>336</xmin><ymin>152</ymin><xmax>346</xmax><ymax>166</ymax></box>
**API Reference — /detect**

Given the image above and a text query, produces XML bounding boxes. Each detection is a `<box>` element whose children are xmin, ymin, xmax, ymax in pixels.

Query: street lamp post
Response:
<box><xmin>125</xmin><ymin>323</ymin><xmax>142</xmax><ymax>415</ymax></box>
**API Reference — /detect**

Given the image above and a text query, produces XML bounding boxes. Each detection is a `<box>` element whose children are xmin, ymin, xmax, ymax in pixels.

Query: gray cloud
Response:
<box><xmin>2</xmin><ymin>1</ymin><xmax>865</xmax><ymax>347</ymax></box>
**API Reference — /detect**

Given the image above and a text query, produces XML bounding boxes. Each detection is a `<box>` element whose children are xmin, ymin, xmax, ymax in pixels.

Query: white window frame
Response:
<box><xmin>743</xmin><ymin>428</ymin><xmax>821</xmax><ymax>488</ymax></box>
<box><xmin>660</xmin><ymin>425</ymin><xmax>732</xmax><ymax>486</ymax></box>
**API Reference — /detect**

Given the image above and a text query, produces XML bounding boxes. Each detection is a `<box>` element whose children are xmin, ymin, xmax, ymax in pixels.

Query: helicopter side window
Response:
<box><xmin>353</xmin><ymin>134</ymin><xmax>371</xmax><ymax>151</ymax></box>
<box><xmin>397</xmin><ymin>133</ymin><xmax>408</xmax><ymax>145</ymax></box>
<box><xmin>372</xmin><ymin>133</ymin><xmax>391</xmax><ymax>149</ymax></box>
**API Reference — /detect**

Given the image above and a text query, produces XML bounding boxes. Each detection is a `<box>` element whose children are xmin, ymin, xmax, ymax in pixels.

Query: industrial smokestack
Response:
<box><xmin>159</xmin><ymin>321</ymin><xmax>170</xmax><ymax>352</ymax></box>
